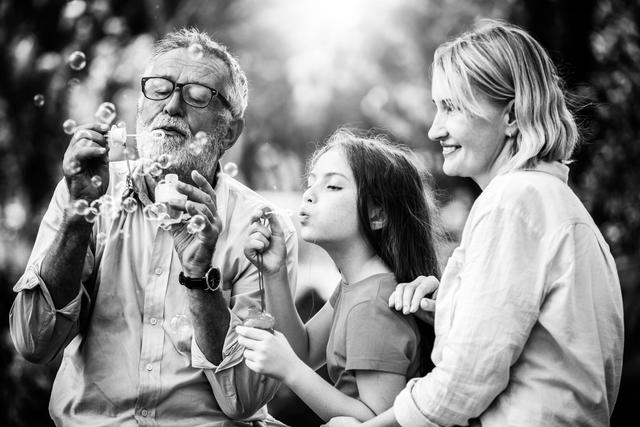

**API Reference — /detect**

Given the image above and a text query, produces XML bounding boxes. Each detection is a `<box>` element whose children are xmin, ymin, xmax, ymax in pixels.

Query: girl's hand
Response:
<box><xmin>243</xmin><ymin>208</ymin><xmax>288</xmax><ymax>274</ymax></box>
<box><xmin>236</xmin><ymin>325</ymin><xmax>300</xmax><ymax>383</ymax></box>
<box><xmin>388</xmin><ymin>275</ymin><xmax>439</xmax><ymax>325</ymax></box>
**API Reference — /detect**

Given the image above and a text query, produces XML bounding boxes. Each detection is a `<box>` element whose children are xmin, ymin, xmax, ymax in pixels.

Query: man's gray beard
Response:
<box><xmin>135</xmin><ymin>117</ymin><xmax>227</xmax><ymax>185</ymax></box>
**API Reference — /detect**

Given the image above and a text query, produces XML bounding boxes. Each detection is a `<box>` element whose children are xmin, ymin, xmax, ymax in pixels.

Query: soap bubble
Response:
<box><xmin>223</xmin><ymin>162</ymin><xmax>238</xmax><ymax>177</ymax></box>
<box><xmin>90</xmin><ymin>175</ymin><xmax>102</xmax><ymax>188</ymax></box>
<box><xmin>187</xmin><ymin>142</ymin><xmax>203</xmax><ymax>155</ymax></box>
<box><xmin>159</xmin><ymin>220</ymin><xmax>173</xmax><ymax>231</ymax></box>
<box><xmin>151</xmin><ymin>129</ymin><xmax>165</xmax><ymax>140</ymax></box>
<box><xmin>95</xmin><ymin>102</ymin><xmax>116</xmax><ymax>125</ymax></box>
<box><xmin>187</xmin><ymin>214</ymin><xmax>206</xmax><ymax>234</ymax></box>
<box><xmin>96</xmin><ymin>231</ymin><xmax>107</xmax><ymax>245</ymax></box>
<box><xmin>68</xmin><ymin>160</ymin><xmax>82</xmax><ymax>175</ymax></box>
<box><xmin>195</xmin><ymin>131</ymin><xmax>208</xmax><ymax>145</ymax></box>
<box><xmin>84</xmin><ymin>207</ymin><xmax>99</xmax><ymax>223</ymax></box>
<box><xmin>68</xmin><ymin>51</ymin><xmax>87</xmax><ymax>71</ymax></box>
<box><xmin>188</xmin><ymin>43</ymin><xmax>204</xmax><ymax>60</ymax></box>
<box><xmin>72</xmin><ymin>199</ymin><xmax>89</xmax><ymax>216</ymax></box>
<box><xmin>143</xmin><ymin>203</ymin><xmax>168</xmax><ymax>221</ymax></box>
<box><xmin>157</xmin><ymin>153</ymin><xmax>172</xmax><ymax>169</ymax></box>
<box><xmin>62</xmin><ymin>119</ymin><xmax>77</xmax><ymax>135</ymax></box>
<box><xmin>122</xmin><ymin>196</ymin><xmax>138</xmax><ymax>213</ymax></box>
<box><xmin>33</xmin><ymin>94</ymin><xmax>45</xmax><ymax>107</ymax></box>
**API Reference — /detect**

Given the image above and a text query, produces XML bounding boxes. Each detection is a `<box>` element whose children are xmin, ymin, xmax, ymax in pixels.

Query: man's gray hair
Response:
<box><xmin>152</xmin><ymin>27</ymin><xmax>248</xmax><ymax>119</ymax></box>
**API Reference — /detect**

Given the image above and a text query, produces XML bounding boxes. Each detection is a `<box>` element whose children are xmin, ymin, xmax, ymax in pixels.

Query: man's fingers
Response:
<box><xmin>236</xmin><ymin>325</ymin><xmax>272</xmax><ymax>340</ymax></box>
<box><xmin>74</xmin><ymin>146</ymin><xmax>108</xmax><ymax>162</ymax></box>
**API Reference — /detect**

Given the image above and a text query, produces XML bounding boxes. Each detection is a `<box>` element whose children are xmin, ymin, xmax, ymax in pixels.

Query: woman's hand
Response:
<box><xmin>236</xmin><ymin>325</ymin><xmax>301</xmax><ymax>383</ymax></box>
<box><xmin>243</xmin><ymin>208</ymin><xmax>288</xmax><ymax>274</ymax></box>
<box><xmin>322</xmin><ymin>417</ymin><xmax>363</xmax><ymax>427</ymax></box>
<box><xmin>389</xmin><ymin>275</ymin><xmax>439</xmax><ymax>324</ymax></box>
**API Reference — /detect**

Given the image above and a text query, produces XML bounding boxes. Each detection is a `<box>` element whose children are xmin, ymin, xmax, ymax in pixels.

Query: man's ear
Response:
<box><xmin>221</xmin><ymin>117</ymin><xmax>245</xmax><ymax>151</ymax></box>
<box><xmin>369</xmin><ymin>206</ymin><xmax>387</xmax><ymax>231</ymax></box>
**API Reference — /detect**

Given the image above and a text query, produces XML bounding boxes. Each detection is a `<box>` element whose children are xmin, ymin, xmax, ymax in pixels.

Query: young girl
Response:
<box><xmin>235</xmin><ymin>128</ymin><xmax>440</xmax><ymax>422</ymax></box>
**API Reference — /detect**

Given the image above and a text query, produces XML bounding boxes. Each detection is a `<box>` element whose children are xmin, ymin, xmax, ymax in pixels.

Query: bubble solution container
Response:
<box><xmin>154</xmin><ymin>174</ymin><xmax>187</xmax><ymax>224</ymax></box>
<box><xmin>243</xmin><ymin>307</ymin><xmax>275</xmax><ymax>334</ymax></box>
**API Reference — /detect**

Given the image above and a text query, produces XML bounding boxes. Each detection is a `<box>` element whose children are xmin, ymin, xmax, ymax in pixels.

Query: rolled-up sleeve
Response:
<box><xmin>393</xmin><ymin>206</ymin><xmax>546</xmax><ymax>426</ymax></box>
<box><xmin>193</xmin><ymin>227</ymin><xmax>298</xmax><ymax>419</ymax></box>
<box><xmin>9</xmin><ymin>180</ymin><xmax>94</xmax><ymax>364</ymax></box>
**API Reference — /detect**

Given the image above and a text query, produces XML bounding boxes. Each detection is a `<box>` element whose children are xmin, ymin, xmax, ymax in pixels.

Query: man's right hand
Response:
<box><xmin>244</xmin><ymin>208</ymin><xmax>288</xmax><ymax>275</ymax></box>
<box><xmin>62</xmin><ymin>123</ymin><xmax>110</xmax><ymax>202</ymax></box>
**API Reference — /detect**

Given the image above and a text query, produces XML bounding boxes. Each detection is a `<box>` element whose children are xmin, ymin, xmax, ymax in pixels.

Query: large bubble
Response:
<box><xmin>223</xmin><ymin>162</ymin><xmax>238</xmax><ymax>177</ymax></box>
<box><xmin>68</xmin><ymin>51</ymin><xmax>87</xmax><ymax>71</ymax></box>
<box><xmin>157</xmin><ymin>153</ymin><xmax>172</xmax><ymax>169</ymax></box>
<box><xmin>95</xmin><ymin>102</ymin><xmax>116</xmax><ymax>125</ymax></box>
<box><xmin>187</xmin><ymin>214</ymin><xmax>206</xmax><ymax>234</ymax></box>
<box><xmin>122</xmin><ymin>196</ymin><xmax>138</xmax><ymax>213</ymax></box>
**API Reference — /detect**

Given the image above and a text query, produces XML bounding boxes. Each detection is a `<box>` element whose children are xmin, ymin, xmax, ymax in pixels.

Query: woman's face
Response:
<box><xmin>298</xmin><ymin>147</ymin><xmax>361</xmax><ymax>249</ymax></box>
<box><xmin>428</xmin><ymin>74</ymin><xmax>511</xmax><ymax>188</ymax></box>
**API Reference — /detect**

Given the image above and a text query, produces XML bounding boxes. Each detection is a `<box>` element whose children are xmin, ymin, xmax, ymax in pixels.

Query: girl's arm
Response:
<box><xmin>244</xmin><ymin>208</ymin><xmax>332</xmax><ymax>365</ymax></box>
<box><xmin>236</xmin><ymin>326</ymin><xmax>407</xmax><ymax>422</ymax></box>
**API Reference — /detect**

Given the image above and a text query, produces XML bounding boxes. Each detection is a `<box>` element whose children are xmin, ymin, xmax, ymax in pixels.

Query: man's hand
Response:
<box><xmin>243</xmin><ymin>208</ymin><xmax>288</xmax><ymax>274</ymax></box>
<box><xmin>62</xmin><ymin>123</ymin><xmax>110</xmax><ymax>203</ymax></box>
<box><xmin>388</xmin><ymin>275</ymin><xmax>439</xmax><ymax>325</ymax></box>
<box><xmin>168</xmin><ymin>170</ymin><xmax>222</xmax><ymax>277</ymax></box>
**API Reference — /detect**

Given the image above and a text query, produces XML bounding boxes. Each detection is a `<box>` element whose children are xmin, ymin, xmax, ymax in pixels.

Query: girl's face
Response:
<box><xmin>428</xmin><ymin>73</ymin><xmax>511</xmax><ymax>189</ymax></box>
<box><xmin>298</xmin><ymin>148</ymin><xmax>361</xmax><ymax>248</ymax></box>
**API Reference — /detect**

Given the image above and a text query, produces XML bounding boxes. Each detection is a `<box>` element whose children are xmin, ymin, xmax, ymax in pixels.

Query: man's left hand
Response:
<box><xmin>168</xmin><ymin>170</ymin><xmax>222</xmax><ymax>277</ymax></box>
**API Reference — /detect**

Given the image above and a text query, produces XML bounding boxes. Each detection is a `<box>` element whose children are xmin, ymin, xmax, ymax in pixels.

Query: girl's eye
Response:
<box><xmin>326</xmin><ymin>185</ymin><xmax>342</xmax><ymax>190</ymax></box>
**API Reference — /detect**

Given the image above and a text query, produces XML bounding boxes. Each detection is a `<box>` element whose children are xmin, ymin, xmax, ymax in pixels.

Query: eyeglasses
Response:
<box><xmin>141</xmin><ymin>76</ymin><xmax>232</xmax><ymax>111</ymax></box>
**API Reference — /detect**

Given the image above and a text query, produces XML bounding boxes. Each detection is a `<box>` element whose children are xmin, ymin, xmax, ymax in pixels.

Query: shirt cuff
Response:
<box><xmin>191</xmin><ymin>308</ymin><xmax>245</xmax><ymax>373</ymax></box>
<box><xmin>13</xmin><ymin>265</ymin><xmax>84</xmax><ymax>322</ymax></box>
<box><xmin>394</xmin><ymin>378</ymin><xmax>440</xmax><ymax>427</ymax></box>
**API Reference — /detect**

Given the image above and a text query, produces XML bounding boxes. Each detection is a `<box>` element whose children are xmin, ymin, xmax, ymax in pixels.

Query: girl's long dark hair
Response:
<box><xmin>311</xmin><ymin>128</ymin><xmax>441</xmax><ymax>375</ymax></box>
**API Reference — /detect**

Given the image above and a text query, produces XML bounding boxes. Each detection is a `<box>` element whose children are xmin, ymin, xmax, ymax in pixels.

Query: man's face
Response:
<box><xmin>135</xmin><ymin>48</ymin><xmax>232</xmax><ymax>183</ymax></box>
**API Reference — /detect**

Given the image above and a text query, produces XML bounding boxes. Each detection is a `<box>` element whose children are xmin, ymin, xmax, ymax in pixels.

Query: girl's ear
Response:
<box><xmin>369</xmin><ymin>206</ymin><xmax>387</xmax><ymax>231</ymax></box>
<box><xmin>503</xmin><ymin>99</ymin><xmax>518</xmax><ymax>138</ymax></box>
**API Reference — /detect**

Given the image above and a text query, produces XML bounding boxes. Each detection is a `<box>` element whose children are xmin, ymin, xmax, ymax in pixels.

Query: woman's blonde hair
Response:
<box><xmin>432</xmin><ymin>20</ymin><xmax>578</xmax><ymax>170</ymax></box>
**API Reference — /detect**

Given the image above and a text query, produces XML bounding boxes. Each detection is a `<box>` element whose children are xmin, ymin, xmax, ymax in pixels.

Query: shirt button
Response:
<box><xmin>141</xmin><ymin>409</ymin><xmax>148</xmax><ymax>417</ymax></box>
<box><xmin>145</xmin><ymin>363</ymin><xmax>153</xmax><ymax>371</ymax></box>
<box><xmin>150</xmin><ymin>318</ymin><xmax>158</xmax><ymax>325</ymax></box>
<box><xmin>154</xmin><ymin>267</ymin><xmax>163</xmax><ymax>275</ymax></box>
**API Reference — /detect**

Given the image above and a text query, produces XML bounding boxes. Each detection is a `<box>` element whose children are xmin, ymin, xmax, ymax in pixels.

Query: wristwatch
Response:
<box><xmin>178</xmin><ymin>266</ymin><xmax>221</xmax><ymax>292</ymax></box>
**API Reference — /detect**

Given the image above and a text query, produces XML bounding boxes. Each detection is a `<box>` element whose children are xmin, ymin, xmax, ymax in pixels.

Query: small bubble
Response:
<box><xmin>195</xmin><ymin>131</ymin><xmax>208</xmax><ymax>145</ymax></box>
<box><xmin>90</xmin><ymin>175</ymin><xmax>102</xmax><ymax>188</ymax></box>
<box><xmin>72</xmin><ymin>199</ymin><xmax>89</xmax><ymax>216</ymax></box>
<box><xmin>159</xmin><ymin>219</ymin><xmax>173</xmax><ymax>231</ymax></box>
<box><xmin>33</xmin><ymin>94</ymin><xmax>45</xmax><ymax>107</ymax></box>
<box><xmin>69</xmin><ymin>160</ymin><xmax>82</xmax><ymax>175</ymax></box>
<box><xmin>122</xmin><ymin>196</ymin><xmax>138</xmax><ymax>213</ymax></box>
<box><xmin>151</xmin><ymin>129</ymin><xmax>165</xmax><ymax>140</ymax></box>
<box><xmin>95</xmin><ymin>102</ymin><xmax>116</xmax><ymax>125</ymax></box>
<box><xmin>187</xmin><ymin>214</ymin><xmax>206</xmax><ymax>234</ymax></box>
<box><xmin>223</xmin><ymin>162</ymin><xmax>238</xmax><ymax>177</ymax></box>
<box><xmin>116</xmin><ymin>120</ymin><xmax>126</xmax><ymax>128</ymax></box>
<box><xmin>143</xmin><ymin>203</ymin><xmax>168</xmax><ymax>221</ymax></box>
<box><xmin>157</xmin><ymin>153</ymin><xmax>172</xmax><ymax>169</ymax></box>
<box><xmin>84</xmin><ymin>207</ymin><xmax>99</xmax><ymax>223</ymax></box>
<box><xmin>188</xmin><ymin>43</ymin><xmax>204</xmax><ymax>60</ymax></box>
<box><xmin>68</xmin><ymin>51</ymin><xmax>87</xmax><ymax>71</ymax></box>
<box><xmin>96</xmin><ymin>231</ymin><xmax>107</xmax><ymax>245</ymax></box>
<box><xmin>187</xmin><ymin>142</ymin><xmax>203</xmax><ymax>155</ymax></box>
<box><xmin>90</xmin><ymin>199</ymin><xmax>103</xmax><ymax>212</ymax></box>
<box><xmin>272</xmin><ymin>185</ymin><xmax>278</xmax><ymax>191</ymax></box>
<box><xmin>63</xmin><ymin>119</ymin><xmax>77</xmax><ymax>135</ymax></box>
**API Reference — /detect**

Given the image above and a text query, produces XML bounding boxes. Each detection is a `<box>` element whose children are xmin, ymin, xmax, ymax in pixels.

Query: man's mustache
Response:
<box><xmin>147</xmin><ymin>115</ymin><xmax>191</xmax><ymax>138</ymax></box>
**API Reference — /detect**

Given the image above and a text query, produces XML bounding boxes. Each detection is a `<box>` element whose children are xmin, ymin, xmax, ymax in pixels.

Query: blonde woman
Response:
<box><xmin>327</xmin><ymin>20</ymin><xmax>624</xmax><ymax>427</ymax></box>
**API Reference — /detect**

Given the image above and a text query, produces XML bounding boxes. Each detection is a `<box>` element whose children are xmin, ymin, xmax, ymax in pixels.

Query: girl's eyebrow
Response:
<box><xmin>308</xmin><ymin>171</ymin><xmax>349</xmax><ymax>180</ymax></box>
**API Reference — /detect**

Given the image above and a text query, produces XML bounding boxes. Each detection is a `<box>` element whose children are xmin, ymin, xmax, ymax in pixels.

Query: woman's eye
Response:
<box><xmin>326</xmin><ymin>185</ymin><xmax>342</xmax><ymax>190</ymax></box>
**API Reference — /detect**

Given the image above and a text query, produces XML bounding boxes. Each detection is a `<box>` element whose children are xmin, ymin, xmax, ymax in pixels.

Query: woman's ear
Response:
<box><xmin>369</xmin><ymin>206</ymin><xmax>387</xmax><ymax>231</ymax></box>
<box><xmin>504</xmin><ymin>99</ymin><xmax>518</xmax><ymax>138</ymax></box>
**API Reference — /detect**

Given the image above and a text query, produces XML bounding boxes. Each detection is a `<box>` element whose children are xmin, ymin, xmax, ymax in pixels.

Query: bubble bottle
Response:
<box><xmin>154</xmin><ymin>174</ymin><xmax>187</xmax><ymax>224</ymax></box>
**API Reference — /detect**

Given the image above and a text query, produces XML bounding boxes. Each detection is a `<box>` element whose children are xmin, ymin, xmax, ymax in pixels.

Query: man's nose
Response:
<box><xmin>162</xmin><ymin>89</ymin><xmax>185</xmax><ymax>116</ymax></box>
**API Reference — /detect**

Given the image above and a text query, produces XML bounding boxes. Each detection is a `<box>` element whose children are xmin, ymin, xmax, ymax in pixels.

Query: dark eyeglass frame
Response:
<box><xmin>141</xmin><ymin>76</ymin><xmax>233</xmax><ymax>111</ymax></box>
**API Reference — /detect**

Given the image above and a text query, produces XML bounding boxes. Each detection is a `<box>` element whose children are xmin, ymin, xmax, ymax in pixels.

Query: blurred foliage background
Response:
<box><xmin>0</xmin><ymin>0</ymin><xmax>637</xmax><ymax>425</ymax></box>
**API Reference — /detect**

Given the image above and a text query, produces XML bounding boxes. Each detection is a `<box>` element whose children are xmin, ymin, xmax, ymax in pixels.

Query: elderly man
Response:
<box><xmin>10</xmin><ymin>29</ymin><xmax>297</xmax><ymax>426</ymax></box>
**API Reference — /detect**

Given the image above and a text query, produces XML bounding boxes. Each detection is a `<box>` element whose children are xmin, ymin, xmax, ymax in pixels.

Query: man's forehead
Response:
<box><xmin>145</xmin><ymin>48</ymin><xmax>229</xmax><ymax>85</ymax></box>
